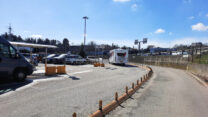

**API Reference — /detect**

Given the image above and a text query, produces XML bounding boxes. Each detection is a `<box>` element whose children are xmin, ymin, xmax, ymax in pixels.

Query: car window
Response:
<box><xmin>0</xmin><ymin>43</ymin><xmax>10</xmax><ymax>58</ymax></box>
<box><xmin>9</xmin><ymin>46</ymin><xmax>16</xmax><ymax>58</ymax></box>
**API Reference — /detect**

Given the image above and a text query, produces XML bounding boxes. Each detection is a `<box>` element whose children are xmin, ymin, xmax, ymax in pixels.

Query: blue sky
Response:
<box><xmin>0</xmin><ymin>0</ymin><xmax>208</xmax><ymax>48</ymax></box>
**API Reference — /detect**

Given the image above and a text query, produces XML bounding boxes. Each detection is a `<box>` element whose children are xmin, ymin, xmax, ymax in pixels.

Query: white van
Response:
<box><xmin>109</xmin><ymin>49</ymin><xmax>128</xmax><ymax>65</ymax></box>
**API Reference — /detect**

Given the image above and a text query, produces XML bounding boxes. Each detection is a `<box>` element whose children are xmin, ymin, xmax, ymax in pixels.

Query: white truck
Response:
<box><xmin>109</xmin><ymin>49</ymin><xmax>128</xmax><ymax>65</ymax></box>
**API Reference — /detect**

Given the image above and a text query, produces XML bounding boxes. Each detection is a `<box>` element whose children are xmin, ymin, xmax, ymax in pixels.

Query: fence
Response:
<box><xmin>129</xmin><ymin>55</ymin><xmax>208</xmax><ymax>82</ymax></box>
<box><xmin>129</xmin><ymin>55</ymin><xmax>189</xmax><ymax>69</ymax></box>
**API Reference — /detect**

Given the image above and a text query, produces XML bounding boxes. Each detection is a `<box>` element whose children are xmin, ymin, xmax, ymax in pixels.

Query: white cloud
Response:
<box><xmin>131</xmin><ymin>4</ymin><xmax>138</xmax><ymax>11</ymax></box>
<box><xmin>113</xmin><ymin>0</ymin><xmax>131</xmax><ymax>2</ymax></box>
<box><xmin>170</xmin><ymin>37</ymin><xmax>208</xmax><ymax>46</ymax></box>
<box><xmin>155</xmin><ymin>28</ymin><xmax>165</xmax><ymax>34</ymax></box>
<box><xmin>191</xmin><ymin>23</ymin><xmax>208</xmax><ymax>31</ymax></box>
<box><xmin>31</xmin><ymin>34</ymin><xmax>42</xmax><ymax>38</ymax></box>
<box><xmin>188</xmin><ymin>16</ymin><xmax>194</xmax><ymax>20</ymax></box>
<box><xmin>146</xmin><ymin>37</ymin><xmax>208</xmax><ymax>48</ymax></box>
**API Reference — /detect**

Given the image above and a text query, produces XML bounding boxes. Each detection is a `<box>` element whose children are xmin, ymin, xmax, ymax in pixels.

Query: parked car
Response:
<box><xmin>52</xmin><ymin>54</ymin><xmax>68</xmax><ymax>64</ymax></box>
<box><xmin>22</xmin><ymin>53</ymin><xmax>39</xmax><ymax>66</ymax></box>
<box><xmin>86</xmin><ymin>56</ymin><xmax>99</xmax><ymax>63</ymax></box>
<box><xmin>0</xmin><ymin>37</ymin><xmax>33</xmax><ymax>82</ymax></box>
<box><xmin>65</xmin><ymin>55</ymin><xmax>86</xmax><ymax>65</ymax></box>
<box><xmin>42</xmin><ymin>54</ymin><xmax>58</xmax><ymax>63</ymax></box>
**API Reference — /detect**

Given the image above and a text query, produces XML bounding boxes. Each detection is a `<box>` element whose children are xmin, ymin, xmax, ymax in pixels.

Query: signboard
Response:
<box><xmin>134</xmin><ymin>40</ymin><xmax>138</xmax><ymax>45</ymax></box>
<box><xmin>143</xmin><ymin>38</ymin><xmax>147</xmax><ymax>44</ymax></box>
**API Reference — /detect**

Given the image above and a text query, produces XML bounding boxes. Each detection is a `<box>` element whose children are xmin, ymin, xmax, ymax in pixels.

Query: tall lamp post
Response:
<box><xmin>83</xmin><ymin>16</ymin><xmax>89</xmax><ymax>49</ymax></box>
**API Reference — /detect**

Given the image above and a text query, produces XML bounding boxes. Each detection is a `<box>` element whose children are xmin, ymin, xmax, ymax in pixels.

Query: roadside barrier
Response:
<box><xmin>45</xmin><ymin>65</ymin><xmax>66</xmax><ymax>75</ymax></box>
<box><xmin>57</xmin><ymin>66</ymin><xmax>66</xmax><ymax>74</ymax></box>
<box><xmin>93</xmin><ymin>63</ymin><xmax>105</xmax><ymax>67</ymax></box>
<box><xmin>45</xmin><ymin>66</ymin><xmax>57</xmax><ymax>75</ymax></box>
<box><xmin>72</xmin><ymin>64</ymin><xmax>153</xmax><ymax>117</ymax></box>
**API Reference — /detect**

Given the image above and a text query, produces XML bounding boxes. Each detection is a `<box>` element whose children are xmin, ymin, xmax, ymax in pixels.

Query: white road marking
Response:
<box><xmin>67</xmin><ymin>70</ymin><xmax>92</xmax><ymax>75</ymax></box>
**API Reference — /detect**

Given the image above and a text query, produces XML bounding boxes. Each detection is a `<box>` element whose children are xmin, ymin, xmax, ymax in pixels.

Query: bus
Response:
<box><xmin>109</xmin><ymin>49</ymin><xmax>128</xmax><ymax>65</ymax></box>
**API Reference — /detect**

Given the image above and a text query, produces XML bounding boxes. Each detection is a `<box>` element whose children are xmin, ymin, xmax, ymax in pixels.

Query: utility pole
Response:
<box><xmin>83</xmin><ymin>16</ymin><xmax>89</xmax><ymax>49</ymax></box>
<box><xmin>8</xmin><ymin>24</ymin><xmax>12</xmax><ymax>35</ymax></box>
<box><xmin>8</xmin><ymin>24</ymin><xmax>13</xmax><ymax>41</ymax></box>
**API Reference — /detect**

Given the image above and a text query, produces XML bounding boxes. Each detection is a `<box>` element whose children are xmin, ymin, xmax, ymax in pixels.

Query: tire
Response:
<box><xmin>14</xmin><ymin>70</ymin><xmax>26</xmax><ymax>82</ymax></box>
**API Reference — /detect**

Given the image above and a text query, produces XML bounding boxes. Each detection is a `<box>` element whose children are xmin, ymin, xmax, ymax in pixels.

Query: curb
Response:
<box><xmin>72</xmin><ymin>64</ymin><xmax>153</xmax><ymax>117</ymax></box>
<box><xmin>187</xmin><ymin>71</ymin><xmax>208</xmax><ymax>88</ymax></box>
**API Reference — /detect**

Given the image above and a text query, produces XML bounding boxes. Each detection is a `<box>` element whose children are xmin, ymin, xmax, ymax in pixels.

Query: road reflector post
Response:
<box><xmin>72</xmin><ymin>113</ymin><xmax>76</xmax><ymax>117</ymax></box>
<box><xmin>137</xmin><ymin>80</ymin><xmax>139</xmax><ymax>85</ymax></box>
<box><xmin>115</xmin><ymin>92</ymin><xmax>118</xmax><ymax>101</ymax></box>
<box><xmin>141</xmin><ymin>77</ymin><xmax>143</xmax><ymax>83</ymax></box>
<box><xmin>126</xmin><ymin>86</ymin><xmax>128</xmax><ymax>94</ymax></box>
<box><xmin>132</xmin><ymin>83</ymin><xmax>134</xmax><ymax>89</ymax></box>
<box><xmin>99</xmin><ymin>100</ymin><xmax>102</xmax><ymax>111</ymax></box>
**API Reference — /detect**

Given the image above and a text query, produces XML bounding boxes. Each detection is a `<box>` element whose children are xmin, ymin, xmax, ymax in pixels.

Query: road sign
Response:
<box><xmin>143</xmin><ymin>38</ymin><xmax>147</xmax><ymax>44</ymax></box>
<box><xmin>134</xmin><ymin>40</ymin><xmax>138</xmax><ymax>45</ymax></box>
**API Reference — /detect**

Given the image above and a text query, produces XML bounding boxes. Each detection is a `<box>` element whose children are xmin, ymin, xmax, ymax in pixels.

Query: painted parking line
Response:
<box><xmin>67</xmin><ymin>70</ymin><xmax>93</xmax><ymax>75</ymax></box>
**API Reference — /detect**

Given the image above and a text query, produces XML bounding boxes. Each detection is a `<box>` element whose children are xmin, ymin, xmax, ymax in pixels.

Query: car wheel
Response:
<box><xmin>14</xmin><ymin>70</ymin><xmax>26</xmax><ymax>82</ymax></box>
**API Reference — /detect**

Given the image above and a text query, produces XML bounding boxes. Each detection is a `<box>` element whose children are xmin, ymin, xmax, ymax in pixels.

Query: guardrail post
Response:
<box><xmin>126</xmin><ymin>86</ymin><xmax>128</xmax><ymax>94</ymax></box>
<box><xmin>115</xmin><ymin>92</ymin><xmax>118</xmax><ymax>101</ymax></box>
<box><xmin>132</xmin><ymin>83</ymin><xmax>134</xmax><ymax>89</ymax></box>
<box><xmin>99</xmin><ymin>100</ymin><xmax>102</xmax><ymax>111</ymax></box>
<box><xmin>137</xmin><ymin>80</ymin><xmax>139</xmax><ymax>85</ymax></box>
<box><xmin>72</xmin><ymin>112</ymin><xmax>76</xmax><ymax>117</ymax></box>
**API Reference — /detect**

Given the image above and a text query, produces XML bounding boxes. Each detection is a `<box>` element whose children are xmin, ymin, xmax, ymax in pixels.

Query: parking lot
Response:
<box><xmin>0</xmin><ymin>62</ymin><xmax>147</xmax><ymax>117</ymax></box>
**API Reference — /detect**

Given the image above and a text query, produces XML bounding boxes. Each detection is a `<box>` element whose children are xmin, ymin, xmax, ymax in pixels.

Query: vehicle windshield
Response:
<box><xmin>117</xmin><ymin>53</ymin><xmax>126</xmax><ymax>56</ymax></box>
<box><xmin>57</xmin><ymin>54</ymin><xmax>67</xmax><ymax>58</ymax></box>
<box><xmin>47</xmin><ymin>54</ymin><xmax>55</xmax><ymax>58</ymax></box>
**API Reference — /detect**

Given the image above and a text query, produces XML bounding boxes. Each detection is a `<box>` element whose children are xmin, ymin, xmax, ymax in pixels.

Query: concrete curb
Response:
<box><xmin>71</xmin><ymin>64</ymin><xmax>153</xmax><ymax>117</ymax></box>
<box><xmin>88</xmin><ymin>65</ymin><xmax>153</xmax><ymax>117</ymax></box>
<box><xmin>187</xmin><ymin>71</ymin><xmax>208</xmax><ymax>88</ymax></box>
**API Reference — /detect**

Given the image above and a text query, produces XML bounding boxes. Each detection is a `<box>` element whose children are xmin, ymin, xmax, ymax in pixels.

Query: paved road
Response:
<box><xmin>0</xmin><ymin>64</ymin><xmax>146</xmax><ymax>117</ymax></box>
<box><xmin>109</xmin><ymin>66</ymin><xmax>208</xmax><ymax>117</ymax></box>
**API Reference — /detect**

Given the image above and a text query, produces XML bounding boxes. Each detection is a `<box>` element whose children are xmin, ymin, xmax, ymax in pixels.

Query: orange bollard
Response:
<box><xmin>115</xmin><ymin>92</ymin><xmax>118</xmax><ymax>101</ymax></box>
<box><xmin>72</xmin><ymin>113</ymin><xmax>76</xmax><ymax>117</ymax></box>
<box><xmin>99</xmin><ymin>100</ymin><xmax>102</xmax><ymax>111</ymax></box>
<box><xmin>126</xmin><ymin>86</ymin><xmax>128</xmax><ymax>94</ymax></box>
<box><xmin>132</xmin><ymin>83</ymin><xmax>134</xmax><ymax>89</ymax></box>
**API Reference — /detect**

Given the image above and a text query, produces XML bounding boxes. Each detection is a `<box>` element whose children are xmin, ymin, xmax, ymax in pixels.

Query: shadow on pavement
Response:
<box><xmin>0</xmin><ymin>79</ymin><xmax>33</xmax><ymax>95</ymax></box>
<box><xmin>69</xmin><ymin>76</ymin><xmax>80</xmax><ymax>80</ymax></box>
<box><xmin>111</xmin><ymin>64</ymin><xmax>137</xmax><ymax>68</ymax></box>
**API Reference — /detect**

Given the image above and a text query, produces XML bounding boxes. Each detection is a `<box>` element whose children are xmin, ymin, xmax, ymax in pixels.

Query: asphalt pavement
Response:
<box><xmin>0</xmin><ymin>64</ymin><xmax>147</xmax><ymax>117</ymax></box>
<box><xmin>108</xmin><ymin>66</ymin><xmax>208</xmax><ymax>117</ymax></box>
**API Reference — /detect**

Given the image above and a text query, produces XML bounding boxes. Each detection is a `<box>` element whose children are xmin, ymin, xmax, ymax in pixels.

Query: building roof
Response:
<box><xmin>10</xmin><ymin>41</ymin><xmax>57</xmax><ymax>48</ymax></box>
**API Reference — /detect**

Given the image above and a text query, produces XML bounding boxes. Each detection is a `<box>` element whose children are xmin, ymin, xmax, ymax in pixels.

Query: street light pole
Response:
<box><xmin>83</xmin><ymin>16</ymin><xmax>88</xmax><ymax>49</ymax></box>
